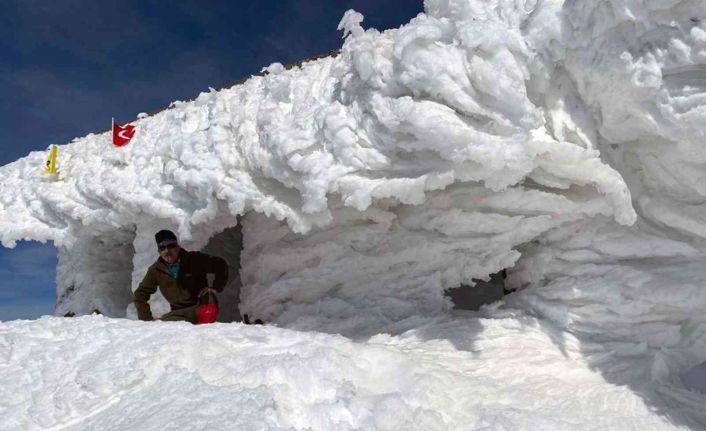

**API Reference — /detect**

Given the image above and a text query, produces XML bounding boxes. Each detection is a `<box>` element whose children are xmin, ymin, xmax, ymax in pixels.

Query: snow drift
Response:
<box><xmin>0</xmin><ymin>315</ymin><xmax>681</xmax><ymax>430</ymax></box>
<box><xmin>2</xmin><ymin>0</ymin><xmax>706</xmax><ymax>427</ymax></box>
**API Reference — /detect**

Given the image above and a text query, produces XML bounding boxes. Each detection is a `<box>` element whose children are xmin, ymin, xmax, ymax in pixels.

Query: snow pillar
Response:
<box><xmin>56</xmin><ymin>229</ymin><xmax>135</xmax><ymax>317</ymax></box>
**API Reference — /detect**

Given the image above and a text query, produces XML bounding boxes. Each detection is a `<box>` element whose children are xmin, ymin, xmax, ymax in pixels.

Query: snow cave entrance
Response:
<box><xmin>445</xmin><ymin>270</ymin><xmax>508</xmax><ymax>311</ymax></box>
<box><xmin>199</xmin><ymin>222</ymin><xmax>244</xmax><ymax>322</ymax></box>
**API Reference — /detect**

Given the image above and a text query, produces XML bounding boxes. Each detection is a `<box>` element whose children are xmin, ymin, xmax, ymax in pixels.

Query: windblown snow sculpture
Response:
<box><xmin>1</xmin><ymin>0</ymin><xmax>706</xmax><ymax>416</ymax></box>
<box><xmin>0</xmin><ymin>0</ymin><xmax>706</xmax><ymax>425</ymax></box>
<box><xmin>0</xmin><ymin>1</ymin><xmax>638</xmax><ymax>325</ymax></box>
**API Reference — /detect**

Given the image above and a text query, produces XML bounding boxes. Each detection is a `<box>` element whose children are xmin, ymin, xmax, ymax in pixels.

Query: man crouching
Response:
<box><xmin>134</xmin><ymin>229</ymin><xmax>228</xmax><ymax>324</ymax></box>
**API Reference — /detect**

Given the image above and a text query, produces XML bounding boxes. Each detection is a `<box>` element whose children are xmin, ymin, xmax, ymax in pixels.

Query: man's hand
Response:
<box><xmin>198</xmin><ymin>288</ymin><xmax>218</xmax><ymax>297</ymax></box>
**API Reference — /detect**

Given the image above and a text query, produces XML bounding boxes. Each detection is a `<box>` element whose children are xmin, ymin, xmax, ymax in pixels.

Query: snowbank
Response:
<box><xmin>0</xmin><ymin>315</ymin><xmax>682</xmax><ymax>430</ymax></box>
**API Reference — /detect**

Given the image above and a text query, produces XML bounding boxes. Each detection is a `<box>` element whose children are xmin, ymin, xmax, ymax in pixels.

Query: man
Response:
<box><xmin>134</xmin><ymin>229</ymin><xmax>228</xmax><ymax>324</ymax></box>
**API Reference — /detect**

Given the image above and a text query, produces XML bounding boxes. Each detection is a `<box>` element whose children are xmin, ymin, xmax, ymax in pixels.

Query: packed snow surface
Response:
<box><xmin>0</xmin><ymin>315</ymin><xmax>688</xmax><ymax>430</ymax></box>
<box><xmin>2</xmin><ymin>0</ymin><xmax>706</xmax><ymax>428</ymax></box>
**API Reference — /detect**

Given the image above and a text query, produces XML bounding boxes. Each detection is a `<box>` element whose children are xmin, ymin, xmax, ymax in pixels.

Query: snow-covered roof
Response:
<box><xmin>0</xmin><ymin>6</ymin><xmax>640</xmax><ymax>249</ymax></box>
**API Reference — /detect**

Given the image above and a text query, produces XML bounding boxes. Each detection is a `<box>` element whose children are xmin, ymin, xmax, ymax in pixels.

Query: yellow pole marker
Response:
<box><xmin>44</xmin><ymin>145</ymin><xmax>58</xmax><ymax>174</ymax></box>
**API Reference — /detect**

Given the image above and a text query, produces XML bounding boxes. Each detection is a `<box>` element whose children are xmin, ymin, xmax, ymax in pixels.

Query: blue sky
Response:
<box><xmin>0</xmin><ymin>1</ymin><xmax>422</xmax><ymax>320</ymax></box>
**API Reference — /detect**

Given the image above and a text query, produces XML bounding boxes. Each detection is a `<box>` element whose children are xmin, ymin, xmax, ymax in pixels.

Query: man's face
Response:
<box><xmin>159</xmin><ymin>243</ymin><xmax>180</xmax><ymax>264</ymax></box>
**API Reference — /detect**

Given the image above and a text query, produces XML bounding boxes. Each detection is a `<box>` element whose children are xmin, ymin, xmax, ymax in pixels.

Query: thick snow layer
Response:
<box><xmin>2</xmin><ymin>0</ymin><xmax>706</xmax><ymax>427</ymax></box>
<box><xmin>0</xmin><ymin>0</ymin><xmax>639</xmax><ymax>322</ymax></box>
<box><xmin>0</xmin><ymin>315</ymin><xmax>686</xmax><ymax>430</ymax></box>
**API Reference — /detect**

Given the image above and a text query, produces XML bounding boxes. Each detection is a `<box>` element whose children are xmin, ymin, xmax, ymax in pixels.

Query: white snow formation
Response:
<box><xmin>1</xmin><ymin>0</ymin><xmax>706</xmax><ymax>428</ymax></box>
<box><xmin>0</xmin><ymin>315</ymin><xmax>685</xmax><ymax>430</ymax></box>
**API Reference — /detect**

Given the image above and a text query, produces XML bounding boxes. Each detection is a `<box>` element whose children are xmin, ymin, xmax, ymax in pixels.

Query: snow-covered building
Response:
<box><xmin>2</xmin><ymin>0</ymin><xmax>706</xmax><ymax>427</ymax></box>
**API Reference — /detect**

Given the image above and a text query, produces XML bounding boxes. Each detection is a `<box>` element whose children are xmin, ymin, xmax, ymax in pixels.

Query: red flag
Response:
<box><xmin>112</xmin><ymin>120</ymin><xmax>136</xmax><ymax>147</ymax></box>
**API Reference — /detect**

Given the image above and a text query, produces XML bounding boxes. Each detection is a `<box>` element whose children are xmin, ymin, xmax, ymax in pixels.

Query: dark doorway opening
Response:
<box><xmin>445</xmin><ymin>270</ymin><xmax>508</xmax><ymax>311</ymax></box>
<box><xmin>200</xmin><ymin>222</ymin><xmax>244</xmax><ymax>322</ymax></box>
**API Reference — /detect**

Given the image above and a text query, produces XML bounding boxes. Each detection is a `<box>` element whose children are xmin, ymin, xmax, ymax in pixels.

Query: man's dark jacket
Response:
<box><xmin>134</xmin><ymin>249</ymin><xmax>228</xmax><ymax>321</ymax></box>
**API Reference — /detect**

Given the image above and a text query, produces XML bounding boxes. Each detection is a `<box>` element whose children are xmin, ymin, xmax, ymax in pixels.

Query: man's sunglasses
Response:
<box><xmin>158</xmin><ymin>243</ymin><xmax>178</xmax><ymax>251</ymax></box>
